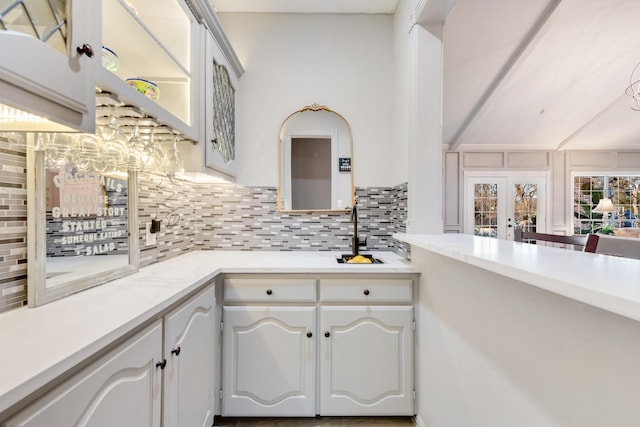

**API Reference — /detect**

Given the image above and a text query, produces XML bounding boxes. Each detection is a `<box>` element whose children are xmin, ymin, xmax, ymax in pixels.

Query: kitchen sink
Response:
<box><xmin>336</xmin><ymin>254</ymin><xmax>384</xmax><ymax>264</ymax></box>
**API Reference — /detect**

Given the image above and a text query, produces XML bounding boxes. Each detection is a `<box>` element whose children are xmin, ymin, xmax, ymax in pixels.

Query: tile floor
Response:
<box><xmin>214</xmin><ymin>417</ymin><xmax>415</xmax><ymax>426</ymax></box>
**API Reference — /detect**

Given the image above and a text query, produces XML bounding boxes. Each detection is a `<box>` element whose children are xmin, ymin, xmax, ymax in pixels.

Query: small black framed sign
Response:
<box><xmin>339</xmin><ymin>157</ymin><xmax>351</xmax><ymax>172</ymax></box>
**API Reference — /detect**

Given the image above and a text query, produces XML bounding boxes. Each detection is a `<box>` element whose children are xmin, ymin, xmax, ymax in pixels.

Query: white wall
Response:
<box><xmin>391</xmin><ymin>0</ymin><xmax>416</xmax><ymax>187</ymax></box>
<box><xmin>445</xmin><ymin>149</ymin><xmax>640</xmax><ymax>235</ymax></box>
<box><xmin>218</xmin><ymin>12</ymin><xmax>400</xmax><ymax>187</ymax></box>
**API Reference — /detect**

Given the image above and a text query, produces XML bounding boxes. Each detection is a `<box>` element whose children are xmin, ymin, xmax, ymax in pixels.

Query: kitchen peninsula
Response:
<box><xmin>396</xmin><ymin>233</ymin><xmax>640</xmax><ymax>427</ymax></box>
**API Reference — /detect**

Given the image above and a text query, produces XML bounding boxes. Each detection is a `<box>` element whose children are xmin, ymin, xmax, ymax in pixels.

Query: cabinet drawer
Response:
<box><xmin>224</xmin><ymin>278</ymin><xmax>316</xmax><ymax>303</ymax></box>
<box><xmin>319</xmin><ymin>278</ymin><xmax>413</xmax><ymax>303</ymax></box>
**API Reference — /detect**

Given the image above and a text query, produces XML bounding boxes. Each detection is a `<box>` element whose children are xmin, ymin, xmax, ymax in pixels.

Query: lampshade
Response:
<box><xmin>593</xmin><ymin>198</ymin><xmax>615</xmax><ymax>213</ymax></box>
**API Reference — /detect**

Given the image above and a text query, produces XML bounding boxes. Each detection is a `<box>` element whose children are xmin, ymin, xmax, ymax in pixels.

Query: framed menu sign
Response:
<box><xmin>27</xmin><ymin>146</ymin><xmax>139</xmax><ymax>307</ymax></box>
<box><xmin>46</xmin><ymin>165</ymin><xmax>128</xmax><ymax>258</ymax></box>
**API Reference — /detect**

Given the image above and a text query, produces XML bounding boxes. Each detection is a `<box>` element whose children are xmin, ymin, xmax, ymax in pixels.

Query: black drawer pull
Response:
<box><xmin>266</xmin><ymin>289</ymin><xmax>273</xmax><ymax>295</ymax></box>
<box><xmin>363</xmin><ymin>289</ymin><xmax>370</xmax><ymax>296</ymax></box>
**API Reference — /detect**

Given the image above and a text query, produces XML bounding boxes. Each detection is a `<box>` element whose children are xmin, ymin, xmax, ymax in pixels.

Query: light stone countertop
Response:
<box><xmin>395</xmin><ymin>233</ymin><xmax>640</xmax><ymax>323</ymax></box>
<box><xmin>0</xmin><ymin>250</ymin><xmax>414</xmax><ymax>416</ymax></box>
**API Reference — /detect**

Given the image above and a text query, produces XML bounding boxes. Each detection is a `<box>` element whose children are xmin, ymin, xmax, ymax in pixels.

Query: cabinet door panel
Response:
<box><xmin>320</xmin><ymin>306</ymin><xmax>413</xmax><ymax>416</ymax></box>
<box><xmin>163</xmin><ymin>286</ymin><xmax>216</xmax><ymax>427</ymax></box>
<box><xmin>223</xmin><ymin>306</ymin><xmax>316</xmax><ymax>416</ymax></box>
<box><xmin>7</xmin><ymin>320</ymin><xmax>162</xmax><ymax>427</ymax></box>
<box><xmin>0</xmin><ymin>0</ymin><xmax>98</xmax><ymax>131</ymax></box>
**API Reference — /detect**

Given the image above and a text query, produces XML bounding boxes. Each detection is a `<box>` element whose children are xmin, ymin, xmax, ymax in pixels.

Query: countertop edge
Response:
<box><xmin>395</xmin><ymin>233</ymin><xmax>640</xmax><ymax>323</ymax></box>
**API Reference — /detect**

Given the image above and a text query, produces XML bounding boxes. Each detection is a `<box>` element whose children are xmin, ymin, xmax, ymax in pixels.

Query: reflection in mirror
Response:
<box><xmin>278</xmin><ymin>104</ymin><xmax>354</xmax><ymax>212</ymax></box>
<box><xmin>27</xmin><ymin>136</ymin><xmax>139</xmax><ymax>307</ymax></box>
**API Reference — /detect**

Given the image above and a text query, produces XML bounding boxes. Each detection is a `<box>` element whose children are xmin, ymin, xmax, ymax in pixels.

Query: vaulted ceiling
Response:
<box><xmin>443</xmin><ymin>0</ymin><xmax>640</xmax><ymax>151</ymax></box>
<box><xmin>211</xmin><ymin>0</ymin><xmax>640</xmax><ymax>151</ymax></box>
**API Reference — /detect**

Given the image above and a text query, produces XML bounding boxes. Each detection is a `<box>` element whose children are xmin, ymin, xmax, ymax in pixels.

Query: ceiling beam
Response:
<box><xmin>415</xmin><ymin>0</ymin><xmax>458</xmax><ymax>25</ymax></box>
<box><xmin>555</xmin><ymin>94</ymin><xmax>624</xmax><ymax>151</ymax></box>
<box><xmin>448</xmin><ymin>0</ymin><xmax>563</xmax><ymax>151</ymax></box>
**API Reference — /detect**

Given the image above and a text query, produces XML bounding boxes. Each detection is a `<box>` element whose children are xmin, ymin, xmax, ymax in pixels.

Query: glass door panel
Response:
<box><xmin>509</xmin><ymin>182</ymin><xmax>540</xmax><ymax>240</ymax></box>
<box><xmin>466</xmin><ymin>174</ymin><xmax>547</xmax><ymax>240</ymax></box>
<box><xmin>473</xmin><ymin>183</ymin><xmax>499</xmax><ymax>238</ymax></box>
<box><xmin>0</xmin><ymin>0</ymin><xmax>67</xmax><ymax>53</ymax></box>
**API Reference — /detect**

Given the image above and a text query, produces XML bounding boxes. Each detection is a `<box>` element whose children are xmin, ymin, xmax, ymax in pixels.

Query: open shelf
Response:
<box><xmin>100</xmin><ymin>0</ymin><xmax>195</xmax><ymax>135</ymax></box>
<box><xmin>102</xmin><ymin>0</ymin><xmax>191</xmax><ymax>77</ymax></box>
<box><xmin>96</xmin><ymin>68</ymin><xmax>197</xmax><ymax>141</ymax></box>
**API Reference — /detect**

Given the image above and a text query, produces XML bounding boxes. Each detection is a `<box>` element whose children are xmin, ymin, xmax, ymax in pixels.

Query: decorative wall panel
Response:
<box><xmin>463</xmin><ymin>152</ymin><xmax>505</xmax><ymax>168</ymax></box>
<box><xmin>507</xmin><ymin>151</ymin><xmax>549</xmax><ymax>168</ymax></box>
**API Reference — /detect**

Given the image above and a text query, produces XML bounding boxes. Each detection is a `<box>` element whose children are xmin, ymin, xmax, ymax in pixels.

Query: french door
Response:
<box><xmin>464</xmin><ymin>173</ymin><xmax>548</xmax><ymax>240</ymax></box>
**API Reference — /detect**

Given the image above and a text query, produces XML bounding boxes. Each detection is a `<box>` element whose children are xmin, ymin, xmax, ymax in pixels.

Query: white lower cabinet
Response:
<box><xmin>221</xmin><ymin>275</ymin><xmax>415</xmax><ymax>417</ymax></box>
<box><xmin>163</xmin><ymin>285</ymin><xmax>217</xmax><ymax>427</ymax></box>
<box><xmin>7</xmin><ymin>320</ymin><xmax>163</xmax><ymax>427</ymax></box>
<box><xmin>7</xmin><ymin>284</ymin><xmax>216</xmax><ymax>427</ymax></box>
<box><xmin>319</xmin><ymin>305</ymin><xmax>414</xmax><ymax>415</ymax></box>
<box><xmin>222</xmin><ymin>305</ymin><xmax>317</xmax><ymax>416</ymax></box>
<box><xmin>318</xmin><ymin>277</ymin><xmax>414</xmax><ymax>415</ymax></box>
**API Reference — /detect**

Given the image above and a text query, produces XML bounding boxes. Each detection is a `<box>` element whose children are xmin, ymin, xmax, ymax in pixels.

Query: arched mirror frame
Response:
<box><xmin>277</xmin><ymin>103</ymin><xmax>355</xmax><ymax>212</ymax></box>
<box><xmin>26</xmin><ymin>142</ymin><xmax>139</xmax><ymax>307</ymax></box>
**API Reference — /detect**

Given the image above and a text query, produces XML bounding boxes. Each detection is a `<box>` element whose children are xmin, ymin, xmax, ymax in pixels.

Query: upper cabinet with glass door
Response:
<box><xmin>99</xmin><ymin>0</ymin><xmax>201</xmax><ymax>140</ymax></box>
<box><xmin>0</xmin><ymin>0</ymin><xmax>99</xmax><ymax>132</ymax></box>
<box><xmin>181</xmin><ymin>26</ymin><xmax>242</xmax><ymax>180</ymax></box>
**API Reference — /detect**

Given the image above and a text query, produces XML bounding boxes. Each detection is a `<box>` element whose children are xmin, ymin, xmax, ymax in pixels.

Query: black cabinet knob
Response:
<box><xmin>363</xmin><ymin>289</ymin><xmax>370</xmax><ymax>296</ymax></box>
<box><xmin>155</xmin><ymin>359</ymin><xmax>167</xmax><ymax>369</ymax></box>
<box><xmin>171</xmin><ymin>346</ymin><xmax>181</xmax><ymax>356</ymax></box>
<box><xmin>324</xmin><ymin>331</ymin><xmax>331</xmax><ymax>338</ymax></box>
<box><xmin>76</xmin><ymin>43</ymin><xmax>94</xmax><ymax>58</ymax></box>
<box><xmin>307</xmin><ymin>332</ymin><xmax>313</xmax><ymax>338</ymax></box>
<box><xmin>266</xmin><ymin>289</ymin><xmax>273</xmax><ymax>295</ymax></box>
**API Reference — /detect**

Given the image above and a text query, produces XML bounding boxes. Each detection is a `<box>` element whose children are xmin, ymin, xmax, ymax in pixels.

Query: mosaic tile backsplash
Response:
<box><xmin>139</xmin><ymin>177</ymin><xmax>409</xmax><ymax>266</ymax></box>
<box><xmin>0</xmin><ymin>157</ymin><xmax>408</xmax><ymax>312</ymax></box>
<box><xmin>0</xmin><ymin>134</ymin><xmax>27</xmax><ymax>313</ymax></box>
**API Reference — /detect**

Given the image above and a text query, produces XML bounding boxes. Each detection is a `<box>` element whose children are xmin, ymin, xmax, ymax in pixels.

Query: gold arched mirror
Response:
<box><xmin>277</xmin><ymin>103</ymin><xmax>354</xmax><ymax>212</ymax></box>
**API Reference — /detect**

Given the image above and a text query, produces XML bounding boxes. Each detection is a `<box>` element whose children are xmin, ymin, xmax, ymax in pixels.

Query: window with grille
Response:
<box><xmin>573</xmin><ymin>175</ymin><xmax>640</xmax><ymax>234</ymax></box>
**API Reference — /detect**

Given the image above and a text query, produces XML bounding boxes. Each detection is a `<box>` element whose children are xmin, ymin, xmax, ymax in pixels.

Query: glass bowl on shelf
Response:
<box><xmin>101</xmin><ymin>46</ymin><xmax>119</xmax><ymax>71</ymax></box>
<box><xmin>126</xmin><ymin>78</ymin><xmax>160</xmax><ymax>101</ymax></box>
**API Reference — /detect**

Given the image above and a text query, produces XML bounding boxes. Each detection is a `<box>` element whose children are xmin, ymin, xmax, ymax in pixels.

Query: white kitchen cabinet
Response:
<box><xmin>181</xmin><ymin>26</ymin><xmax>241</xmax><ymax>179</ymax></box>
<box><xmin>319</xmin><ymin>305</ymin><xmax>414</xmax><ymax>416</ymax></box>
<box><xmin>6</xmin><ymin>320</ymin><xmax>163</xmax><ymax>426</ymax></box>
<box><xmin>0</xmin><ymin>0</ymin><xmax>242</xmax><ymax>145</ymax></box>
<box><xmin>221</xmin><ymin>275</ymin><xmax>415</xmax><ymax>417</ymax></box>
<box><xmin>163</xmin><ymin>285</ymin><xmax>216</xmax><ymax>427</ymax></box>
<box><xmin>222</xmin><ymin>306</ymin><xmax>317</xmax><ymax>416</ymax></box>
<box><xmin>222</xmin><ymin>278</ymin><xmax>317</xmax><ymax>416</ymax></box>
<box><xmin>99</xmin><ymin>0</ymin><xmax>203</xmax><ymax>140</ymax></box>
<box><xmin>0</xmin><ymin>0</ymin><xmax>99</xmax><ymax>132</ymax></box>
<box><xmin>319</xmin><ymin>278</ymin><xmax>414</xmax><ymax>416</ymax></box>
<box><xmin>6</xmin><ymin>283</ymin><xmax>218</xmax><ymax>427</ymax></box>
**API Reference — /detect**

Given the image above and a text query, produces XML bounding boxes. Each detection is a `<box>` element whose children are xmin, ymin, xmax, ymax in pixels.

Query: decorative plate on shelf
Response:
<box><xmin>101</xmin><ymin>46</ymin><xmax>119</xmax><ymax>71</ymax></box>
<box><xmin>126</xmin><ymin>78</ymin><xmax>160</xmax><ymax>101</ymax></box>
